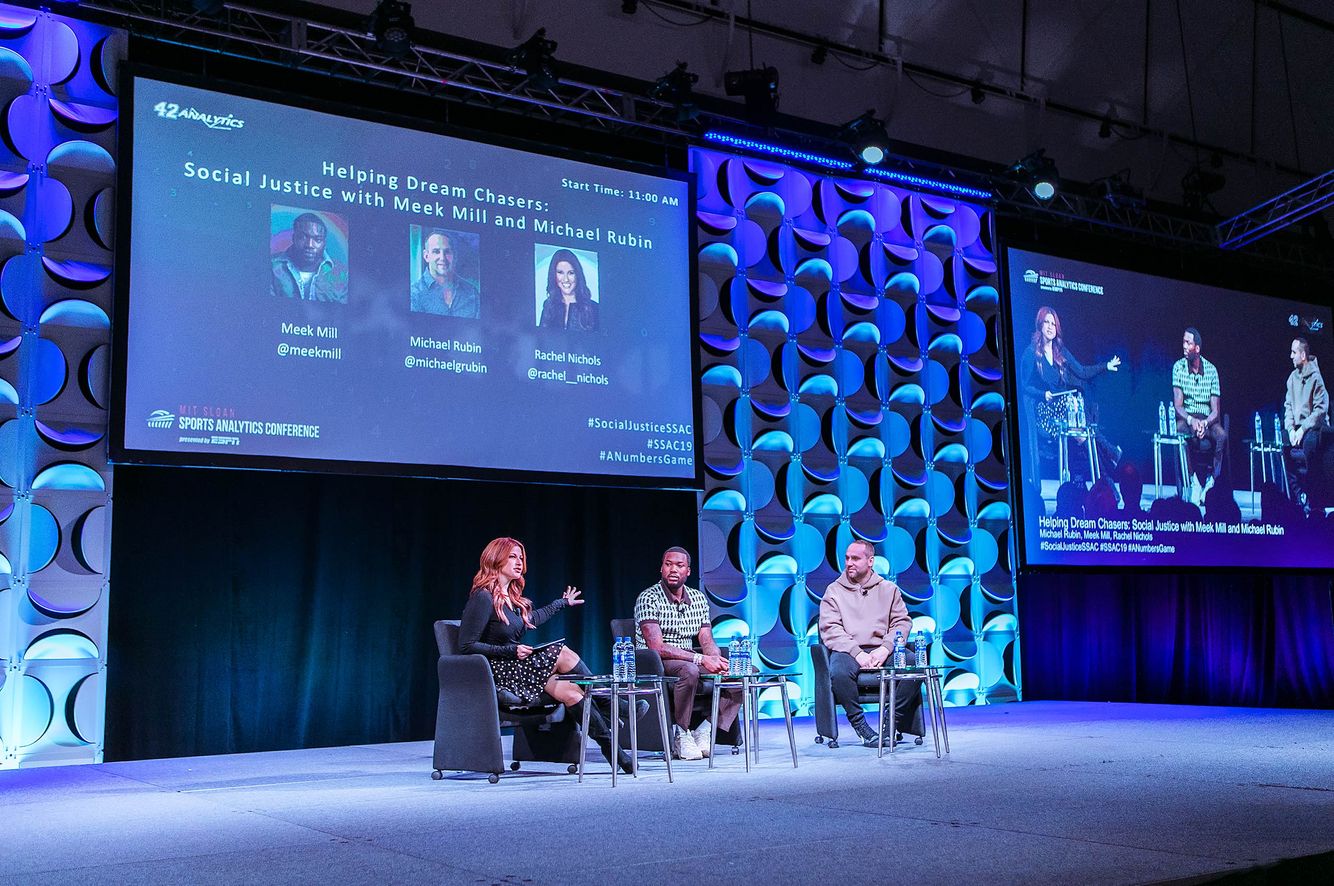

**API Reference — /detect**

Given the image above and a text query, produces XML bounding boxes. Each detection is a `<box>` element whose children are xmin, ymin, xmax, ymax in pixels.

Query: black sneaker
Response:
<box><xmin>851</xmin><ymin>719</ymin><xmax>879</xmax><ymax>746</ymax></box>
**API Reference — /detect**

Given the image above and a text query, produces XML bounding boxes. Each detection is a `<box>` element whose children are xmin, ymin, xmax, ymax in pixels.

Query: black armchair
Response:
<box><xmin>810</xmin><ymin>640</ymin><xmax>924</xmax><ymax>749</ymax></box>
<box><xmin>430</xmin><ymin>619</ymin><xmax>581</xmax><ymax>783</ymax></box>
<box><xmin>610</xmin><ymin>617</ymin><xmax>740</xmax><ymax>753</ymax></box>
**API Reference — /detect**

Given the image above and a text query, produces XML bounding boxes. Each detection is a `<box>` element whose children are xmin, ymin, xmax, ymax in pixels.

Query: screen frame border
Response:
<box><xmin>109</xmin><ymin>64</ymin><xmax>704</xmax><ymax>491</ymax></box>
<box><xmin>998</xmin><ymin>239</ymin><xmax>1334</xmax><ymax>575</ymax></box>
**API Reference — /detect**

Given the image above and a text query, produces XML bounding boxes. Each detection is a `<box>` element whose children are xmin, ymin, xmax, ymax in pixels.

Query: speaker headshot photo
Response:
<box><xmin>535</xmin><ymin>244</ymin><xmax>599</xmax><ymax>331</ymax></box>
<box><xmin>410</xmin><ymin>227</ymin><xmax>481</xmax><ymax>319</ymax></box>
<box><xmin>269</xmin><ymin>206</ymin><xmax>349</xmax><ymax>303</ymax></box>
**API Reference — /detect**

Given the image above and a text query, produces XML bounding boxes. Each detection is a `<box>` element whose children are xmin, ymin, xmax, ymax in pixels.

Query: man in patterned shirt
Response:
<box><xmin>634</xmin><ymin>547</ymin><xmax>741</xmax><ymax>760</ymax></box>
<box><xmin>1172</xmin><ymin>326</ymin><xmax>1226</xmax><ymax>503</ymax></box>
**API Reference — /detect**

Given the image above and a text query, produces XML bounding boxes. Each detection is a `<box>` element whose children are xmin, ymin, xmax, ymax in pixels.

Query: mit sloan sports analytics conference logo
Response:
<box><xmin>151</xmin><ymin>99</ymin><xmax>244</xmax><ymax>131</ymax></box>
<box><xmin>1022</xmin><ymin>268</ymin><xmax>1105</xmax><ymax>296</ymax></box>
<box><xmin>146</xmin><ymin>409</ymin><xmax>175</xmax><ymax>429</ymax></box>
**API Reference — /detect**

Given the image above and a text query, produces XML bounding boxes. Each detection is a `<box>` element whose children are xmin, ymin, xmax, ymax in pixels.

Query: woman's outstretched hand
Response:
<box><xmin>562</xmin><ymin>586</ymin><xmax>584</xmax><ymax>606</ymax></box>
<box><xmin>1107</xmin><ymin>355</ymin><xmax>1122</xmax><ymax>372</ymax></box>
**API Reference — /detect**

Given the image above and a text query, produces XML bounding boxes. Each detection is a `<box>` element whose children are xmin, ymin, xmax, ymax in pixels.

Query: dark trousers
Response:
<box><xmin>1286</xmin><ymin>427</ymin><xmax>1323</xmax><ymax>509</ymax></box>
<box><xmin>829</xmin><ymin>648</ymin><xmax>923</xmax><ymax>732</ymax></box>
<box><xmin>661</xmin><ymin>659</ymin><xmax>741</xmax><ymax>731</ymax></box>
<box><xmin>1177</xmin><ymin>415</ymin><xmax>1227</xmax><ymax>482</ymax></box>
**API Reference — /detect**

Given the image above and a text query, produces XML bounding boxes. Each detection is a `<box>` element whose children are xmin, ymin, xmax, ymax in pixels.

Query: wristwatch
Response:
<box><xmin>692</xmin><ymin>652</ymin><xmax>703</xmax><ymax>665</ymax></box>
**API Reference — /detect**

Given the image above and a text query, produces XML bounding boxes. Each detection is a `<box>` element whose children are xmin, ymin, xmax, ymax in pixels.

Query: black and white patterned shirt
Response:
<box><xmin>1172</xmin><ymin>355</ymin><xmax>1221</xmax><ymax>416</ymax></box>
<box><xmin>633</xmin><ymin>581</ymin><xmax>711</xmax><ymax>649</ymax></box>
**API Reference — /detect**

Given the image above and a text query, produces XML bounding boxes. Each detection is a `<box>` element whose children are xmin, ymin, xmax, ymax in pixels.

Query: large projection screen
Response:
<box><xmin>112</xmin><ymin>72</ymin><xmax>699</xmax><ymax>487</ymax></box>
<box><xmin>1005</xmin><ymin>248</ymin><xmax>1334</xmax><ymax>570</ymax></box>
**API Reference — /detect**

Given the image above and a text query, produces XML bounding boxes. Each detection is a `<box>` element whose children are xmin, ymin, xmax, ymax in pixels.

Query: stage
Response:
<box><xmin>4</xmin><ymin>702</ymin><xmax>1332</xmax><ymax>885</ymax></box>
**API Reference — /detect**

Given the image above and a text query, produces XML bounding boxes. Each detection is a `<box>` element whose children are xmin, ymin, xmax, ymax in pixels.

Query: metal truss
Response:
<box><xmin>71</xmin><ymin>1</ymin><xmax>700</xmax><ymax>137</ymax></box>
<box><xmin>992</xmin><ymin>181</ymin><xmax>1220</xmax><ymax>248</ymax></box>
<box><xmin>57</xmin><ymin>1</ymin><xmax>1334</xmax><ymax>272</ymax></box>
<box><xmin>1219</xmin><ymin>169</ymin><xmax>1334</xmax><ymax>250</ymax></box>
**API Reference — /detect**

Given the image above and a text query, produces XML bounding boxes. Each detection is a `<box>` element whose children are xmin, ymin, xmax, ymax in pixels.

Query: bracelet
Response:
<box><xmin>692</xmin><ymin>652</ymin><xmax>703</xmax><ymax>665</ymax></box>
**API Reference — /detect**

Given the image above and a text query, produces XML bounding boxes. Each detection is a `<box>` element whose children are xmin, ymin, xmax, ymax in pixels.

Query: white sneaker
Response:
<box><xmin>692</xmin><ymin>721</ymin><xmax>712</xmax><ymax>758</ymax></box>
<box><xmin>1188</xmin><ymin>475</ymin><xmax>1204</xmax><ymax>505</ymax></box>
<box><xmin>673</xmin><ymin>726</ymin><xmax>703</xmax><ymax>761</ymax></box>
<box><xmin>1201</xmin><ymin>475</ymin><xmax>1215</xmax><ymax>509</ymax></box>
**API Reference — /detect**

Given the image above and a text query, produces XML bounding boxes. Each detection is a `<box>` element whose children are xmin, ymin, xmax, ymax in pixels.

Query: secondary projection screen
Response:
<box><xmin>1006</xmin><ymin>248</ymin><xmax>1334</xmax><ymax>569</ymax></box>
<box><xmin>112</xmin><ymin>73</ymin><xmax>698</xmax><ymax>486</ymax></box>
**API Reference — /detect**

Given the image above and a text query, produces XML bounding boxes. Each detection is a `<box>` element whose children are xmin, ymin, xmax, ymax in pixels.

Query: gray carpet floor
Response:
<box><xmin>2</xmin><ymin>701</ymin><xmax>1331</xmax><ymax>885</ymax></box>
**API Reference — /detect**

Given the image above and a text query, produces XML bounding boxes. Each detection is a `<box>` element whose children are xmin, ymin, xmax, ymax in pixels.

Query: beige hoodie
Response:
<box><xmin>818</xmin><ymin>570</ymin><xmax>913</xmax><ymax>656</ymax></box>
<box><xmin>1285</xmin><ymin>356</ymin><xmax>1328</xmax><ymax>434</ymax></box>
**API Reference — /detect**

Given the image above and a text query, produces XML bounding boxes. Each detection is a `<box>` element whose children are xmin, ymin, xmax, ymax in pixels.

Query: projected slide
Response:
<box><xmin>115</xmin><ymin>75</ymin><xmax>696</xmax><ymax>484</ymax></box>
<box><xmin>1007</xmin><ymin>249</ymin><xmax>1334</xmax><ymax>569</ymax></box>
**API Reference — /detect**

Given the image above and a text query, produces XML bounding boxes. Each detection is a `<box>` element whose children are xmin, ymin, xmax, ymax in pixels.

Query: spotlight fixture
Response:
<box><xmin>1181</xmin><ymin>162</ymin><xmax>1226</xmax><ymax>212</ymax></box>
<box><xmin>366</xmin><ymin>0</ymin><xmax>414</xmax><ymax>58</ymax></box>
<box><xmin>1010</xmin><ymin>149</ymin><xmax>1058</xmax><ymax>200</ymax></box>
<box><xmin>1097</xmin><ymin>173</ymin><xmax>1144</xmax><ymax>209</ymax></box>
<box><xmin>622</xmin><ymin>0</ymin><xmax>638</xmax><ymax>13</ymax></box>
<box><xmin>837</xmin><ymin>110</ymin><xmax>890</xmax><ymax>165</ymax></box>
<box><xmin>970</xmin><ymin>83</ymin><xmax>985</xmax><ymax>105</ymax></box>
<box><xmin>507</xmin><ymin>28</ymin><xmax>560</xmax><ymax>91</ymax></box>
<box><xmin>649</xmin><ymin>61</ymin><xmax>699</xmax><ymax>123</ymax></box>
<box><xmin>810</xmin><ymin>43</ymin><xmax>828</xmax><ymax>65</ymax></box>
<box><xmin>723</xmin><ymin>65</ymin><xmax>779</xmax><ymax>121</ymax></box>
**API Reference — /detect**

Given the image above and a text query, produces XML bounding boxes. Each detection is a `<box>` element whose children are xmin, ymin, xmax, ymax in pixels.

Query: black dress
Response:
<box><xmin>1019</xmin><ymin>344</ymin><xmax>1112</xmax><ymax>485</ymax></box>
<box><xmin>458</xmin><ymin>589</ymin><xmax>568</xmax><ymax>703</ymax></box>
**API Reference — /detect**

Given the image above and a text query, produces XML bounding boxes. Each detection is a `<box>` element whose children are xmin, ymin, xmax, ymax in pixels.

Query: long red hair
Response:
<box><xmin>470</xmin><ymin>537</ymin><xmax>534</xmax><ymax>627</ymax></box>
<box><xmin>1031</xmin><ymin>305</ymin><xmax>1067</xmax><ymax>375</ymax></box>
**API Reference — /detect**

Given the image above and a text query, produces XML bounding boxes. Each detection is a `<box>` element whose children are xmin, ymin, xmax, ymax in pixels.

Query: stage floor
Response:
<box><xmin>4</xmin><ymin>701</ymin><xmax>1332</xmax><ymax>885</ymax></box>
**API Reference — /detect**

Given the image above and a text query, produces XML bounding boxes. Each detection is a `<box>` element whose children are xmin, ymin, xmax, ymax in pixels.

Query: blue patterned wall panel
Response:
<box><xmin>0</xmin><ymin>5</ymin><xmax>117</xmax><ymax>768</ymax></box>
<box><xmin>692</xmin><ymin>148</ymin><xmax>1019</xmax><ymax>715</ymax></box>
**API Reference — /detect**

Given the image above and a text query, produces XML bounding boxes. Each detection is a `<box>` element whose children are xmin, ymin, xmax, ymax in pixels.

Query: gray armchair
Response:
<box><xmin>610</xmin><ymin>617</ymin><xmax>740</xmax><ymax>753</ymax></box>
<box><xmin>809</xmin><ymin>639</ymin><xmax>924</xmax><ymax>749</ymax></box>
<box><xmin>430</xmin><ymin>620</ymin><xmax>581</xmax><ymax>782</ymax></box>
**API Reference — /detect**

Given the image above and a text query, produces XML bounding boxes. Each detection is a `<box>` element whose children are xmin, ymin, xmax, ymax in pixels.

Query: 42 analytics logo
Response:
<box><xmin>152</xmin><ymin>101</ymin><xmax>245</xmax><ymax>131</ymax></box>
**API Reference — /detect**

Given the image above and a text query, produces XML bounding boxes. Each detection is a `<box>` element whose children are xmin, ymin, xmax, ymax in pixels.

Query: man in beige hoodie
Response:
<box><xmin>819</xmin><ymin>539</ymin><xmax>922</xmax><ymax>747</ymax></box>
<box><xmin>1284</xmin><ymin>336</ymin><xmax>1328</xmax><ymax>516</ymax></box>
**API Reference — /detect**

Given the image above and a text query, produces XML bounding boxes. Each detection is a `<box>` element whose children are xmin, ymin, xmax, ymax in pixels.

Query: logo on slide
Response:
<box><xmin>151</xmin><ymin>101</ymin><xmax>245</xmax><ymax>131</ymax></box>
<box><xmin>146</xmin><ymin>409</ymin><xmax>176</xmax><ymax>429</ymax></box>
<box><xmin>1025</xmin><ymin>268</ymin><xmax>1105</xmax><ymax>296</ymax></box>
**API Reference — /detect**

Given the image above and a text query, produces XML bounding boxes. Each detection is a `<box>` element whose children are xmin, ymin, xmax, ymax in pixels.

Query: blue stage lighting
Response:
<box><xmin>703</xmin><ymin>131</ymin><xmax>991</xmax><ymax>202</ymax></box>
<box><xmin>702</xmin><ymin>131</ymin><xmax>854</xmax><ymax>170</ymax></box>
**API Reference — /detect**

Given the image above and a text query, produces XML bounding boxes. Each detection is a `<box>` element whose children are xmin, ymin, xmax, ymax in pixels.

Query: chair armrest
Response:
<box><xmin>808</xmin><ymin>641</ymin><xmax>838</xmax><ymax>740</ymax></box>
<box><xmin>634</xmin><ymin>647</ymin><xmax>666</xmax><ymax>677</ymax></box>
<box><xmin>437</xmin><ymin>653</ymin><xmax>501</xmax><ymax>714</ymax></box>
<box><xmin>433</xmin><ymin>653</ymin><xmax>505</xmax><ymax>774</ymax></box>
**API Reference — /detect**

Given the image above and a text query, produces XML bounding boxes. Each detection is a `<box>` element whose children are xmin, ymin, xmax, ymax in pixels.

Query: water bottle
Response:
<box><xmin>892</xmin><ymin>631</ymin><xmax>907</xmax><ymax>669</ymax></box>
<box><xmin>914</xmin><ymin>631</ymin><xmax>927</xmax><ymax>668</ymax></box>
<box><xmin>728</xmin><ymin>636</ymin><xmax>740</xmax><ymax>675</ymax></box>
<box><xmin>1255</xmin><ymin>411</ymin><xmax>1262</xmax><ymax>445</ymax></box>
<box><xmin>612</xmin><ymin>637</ymin><xmax>625</xmax><ymax>681</ymax></box>
<box><xmin>1158</xmin><ymin>401</ymin><xmax>1167</xmax><ymax>435</ymax></box>
<box><xmin>625</xmin><ymin>638</ymin><xmax>636</xmax><ymax>681</ymax></box>
<box><xmin>1065</xmin><ymin>394</ymin><xmax>1076</xmax><ymax>428</ymax></box>
<box><xmin>740</xmin><ymin>637</ymin><xmax>752</xmax><ymax>675</ymax></box>
<box><xmin>1273</xmin><ymin>414</ymin><xmax>1282</xmax><ymax>447</ymax></box>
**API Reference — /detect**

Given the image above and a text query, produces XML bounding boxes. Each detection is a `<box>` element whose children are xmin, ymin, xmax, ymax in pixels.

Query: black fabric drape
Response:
<box><xmin>105</xmin><ymin>466</ymin><xmax>697</xmax><ymax>761</ymax></box>
<box><xmin>1020</xmin><ymin>573</ymin><xmax>1334</xmax><ymax>708</ymax></box>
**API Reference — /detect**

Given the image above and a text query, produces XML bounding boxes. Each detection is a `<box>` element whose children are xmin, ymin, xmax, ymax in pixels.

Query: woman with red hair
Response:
<box><xmin>1020</xmin><ymin>305</ymin><xmax>1123</xmax><ymax>490</ymax></box>
<box><xmin>458</xmin><ymin>537</ymin><xmax>631</xmax><ymax>773</ymax></box>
